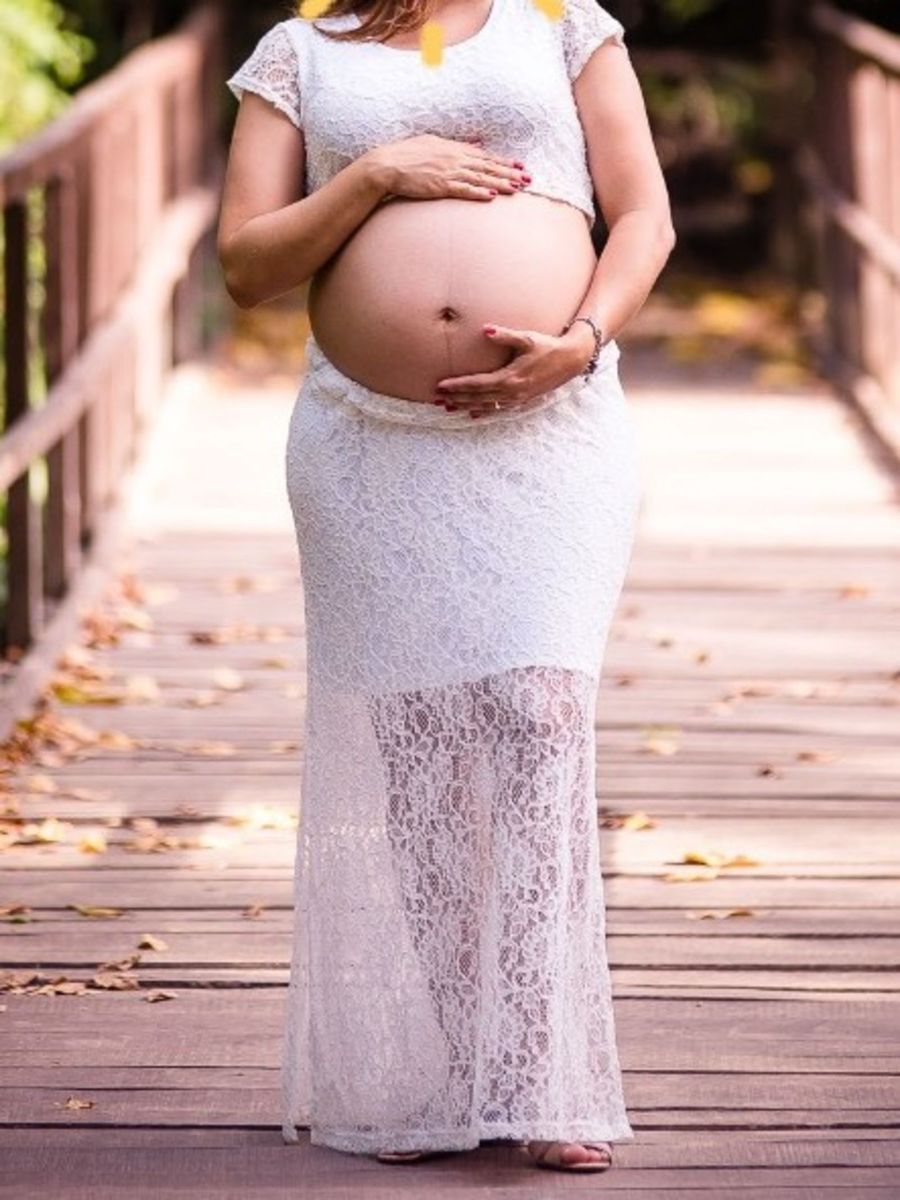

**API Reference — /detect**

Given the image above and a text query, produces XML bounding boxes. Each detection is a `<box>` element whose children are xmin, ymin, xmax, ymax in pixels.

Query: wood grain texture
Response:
<box><xmin>1</xmin><ymin>338</ymin><xmax>898</xmax><ymax>1195</ymax></box>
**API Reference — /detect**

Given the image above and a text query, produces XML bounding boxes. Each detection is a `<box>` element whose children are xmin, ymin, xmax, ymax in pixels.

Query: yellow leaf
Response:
<box><xmin>125</xmin><ymin>675</ymin><xmax>161</xmax><ymax>702</ymax></box>
<box><xmin>59</xmin><ymin>1096</ymin><xmax>94</xmax><ymax>1110</ymax></box>
<box><xmin>664</xmin><ymin>867</ymin><xmax>720</xmax><ymax>882</ymax></box>
<box><xmin>25</xmin><ymin>775</ymin><xmax>57</xmax><ymax>794</ymax></box>
<box><xmin>78</xmin><ymin>832</ymin><xmax>108</xmax><ymax>855</ymax></box>
<box><xmin>721</xmin><ymin>853</ymin><xmax>760</xmax><ymax>868</ymax></box>
<box><xmin>70</xmin><ymin>905</ymin><xmax>124</xmax><ymax>919</ymax></box>
<box><xmin>682</xmin><ymin>849</ymin><xmax>728</xmax><ymax>868</ymax></box>
<box><xmin>621</xmin><ymin>811</ymin><xmax>657</xmax><ymax>831</ymax></box>
<box><xmin>137</xmin><ymin>934</ymin><xmax>169</xmax><ymax>952</ymax></box>
<box><xmin>144</xmin><ymin>989</ymin><xmax>178</xmax><ymax>1003</ymax></box>
<box><xmin>212</xmin><ymin>668</ymin><xmax>244</xmax><ymax>692</ymax></box>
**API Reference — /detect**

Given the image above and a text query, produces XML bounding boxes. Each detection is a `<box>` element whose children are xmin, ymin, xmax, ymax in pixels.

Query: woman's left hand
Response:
<box><xmin>433</xmin><ymin>323</ymin><xmax>595</xmax><ymax>418</ymax></box>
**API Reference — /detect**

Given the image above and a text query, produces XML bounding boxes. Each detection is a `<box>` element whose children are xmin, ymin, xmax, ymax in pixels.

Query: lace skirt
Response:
<box><xmin>281</xmin><ymin>333</ymin><xmax>642</xmax><ymax>1155</ymax></box>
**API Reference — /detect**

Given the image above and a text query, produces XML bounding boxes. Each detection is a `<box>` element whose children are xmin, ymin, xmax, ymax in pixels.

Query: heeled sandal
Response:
<box><xmin>374</xmin><ymin>1149</ymin><xmax>439</xmax><ymax>1164</ymax></box>
<box><xmin>526</xmin><ymin>1139</ymin><xmax>613</xmax><ymax>1172</ymax></box>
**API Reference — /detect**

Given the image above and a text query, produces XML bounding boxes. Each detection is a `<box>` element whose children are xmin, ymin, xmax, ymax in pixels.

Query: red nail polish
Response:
<box><xmin>522</xmin><ymin>174</ymin><xmax>532</xmax><ymax>183</ymax></box>
<box><xmin>488</xmin><ymin>188</ymin><xmax>497</xmax><ymax>196</ymax></box>
<box><xmin>484</xmin><ymin>326</ymin><xmax>496</xmax><ymax>335</ymax></box>
<box><xmin>513</xmin><ymin>160</ymin><xmax>524</xmax><ymax>169</ymax></box>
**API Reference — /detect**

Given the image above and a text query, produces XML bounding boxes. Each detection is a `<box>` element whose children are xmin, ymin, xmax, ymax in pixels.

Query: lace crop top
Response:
<box><xmin>227</xmin><ymin>0</ymin><xmax>626</xmax><ymax>230</ymax></box>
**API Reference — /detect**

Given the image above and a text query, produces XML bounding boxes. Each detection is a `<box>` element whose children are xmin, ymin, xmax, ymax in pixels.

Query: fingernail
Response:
<box><xmin>488</xmin><ymin>188</ymin><xmax>497</xmax><ymax>196</ymax></box>
<box><xmin>522</xmin><ymin>174</ymin><xmax>532</xmax><ymax>183</ymax></box>
<box><xmin>513</xmin><ymin>160</ymin><xmax>525</xmax><ymax>168</ymax></box>
<box><xmin>484</xmin><ymin>326</ymin><xmax>496</xmax><ymax>335</ymax></box>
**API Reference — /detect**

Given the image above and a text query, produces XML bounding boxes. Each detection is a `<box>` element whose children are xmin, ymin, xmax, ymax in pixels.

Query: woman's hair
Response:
<box><xmin>295</xmin><ymin>0</ymin><xmax>440</xmax><ymax>44</ymax></box>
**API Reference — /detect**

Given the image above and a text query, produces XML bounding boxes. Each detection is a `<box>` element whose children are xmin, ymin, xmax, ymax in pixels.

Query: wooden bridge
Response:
<box><xmin>1</xmin><ymin>4</ymin><xmax>899</xmax><ymax>1196</ymax></box>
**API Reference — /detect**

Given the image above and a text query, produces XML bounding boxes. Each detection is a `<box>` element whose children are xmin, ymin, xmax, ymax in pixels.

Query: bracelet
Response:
<box><xmin>561</xmin><ymin>315</ymin><xmax>606</xmax><ymax>378</ymax></box>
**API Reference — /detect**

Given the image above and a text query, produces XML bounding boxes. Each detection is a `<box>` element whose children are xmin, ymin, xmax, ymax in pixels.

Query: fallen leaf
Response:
<box><xmin>795</xmin><ymin>749</ymin><xmax>839</xmax><ymax>763</ymax></box>
<box><xmin>70</xmin><ymin>905</ymin><xmax>125</xmax><ymax>919</ymax></box>
<box><xmin>686</xmin><ymin>908</ymin><xmax>759</xmax><ymax>920</ymax></box>
<box><xmin>92</xmin><ymin>972</ymin><xmax>140</xmax><ymax>991</ymax></box>
<box><xmin>242</xmin><ymin>903</ymin><xmax>266</xmax><ymax>919</ymax></box>
<box><xmin>664</xmin><ymin>867</ymin><xmax>720</xmax><ymax>882</ymax></box>
<box><xmin>97</xmin><ymin>954</ymin><xmax>141</xmax><ymax>972</ymax></box>
<box><xmin>212</xmin><ymin>667</ymin><xmax>244</xmax><ymax>692</ymax></box>
<box><xmin>58</xmin><ymin>1096</ymin><xmax>94</xmax><ymax>1110</ymax></box>
<box><xmin>137</xmin><ymin>934</ymin><xmax>169</xmax><ymax>952</ymax></box>
<box><xmin>78</xmin><ymin>831</ymin><xmax>108</xmax><ymax>855</ymax></box>
<box><xmin>144</xmin><ymin>990</ymin><xmax>178</xmax><ymax>1003</ymax></box>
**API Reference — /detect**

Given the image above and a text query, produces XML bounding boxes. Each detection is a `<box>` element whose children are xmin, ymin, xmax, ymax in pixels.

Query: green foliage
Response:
<box><xmin>0</xmin><ymin>0</ymin><xmax>93</xmax><ymax>151</ymax></box>
<box><xmin>656</xmin><ymin>0</ymin><xmax>722</xmax><ymax>26</ymax></box>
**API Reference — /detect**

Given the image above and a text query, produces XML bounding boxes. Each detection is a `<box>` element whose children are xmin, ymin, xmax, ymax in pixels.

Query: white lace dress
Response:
<box><xmin>228</xmin><ymin>0</ymin><xmax>642</xmax><ymax>1155</ymax></box>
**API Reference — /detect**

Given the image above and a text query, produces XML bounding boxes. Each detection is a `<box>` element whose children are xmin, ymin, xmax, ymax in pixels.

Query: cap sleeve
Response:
<box><xmin>560</xmin><ymin>0</ymin><xmax>627</xmax><ymax>84</ymax></box>
<box><xmin>226</xmin><ymin>22</ymin><xmax>303</xmax><ymax>129</ymax></box>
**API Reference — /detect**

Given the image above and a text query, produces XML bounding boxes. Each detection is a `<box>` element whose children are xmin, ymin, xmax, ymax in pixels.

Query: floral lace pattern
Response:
<box><xmin>280</xmin><ymin>340</ymin><xmax>642</xmax><ymax>1152</ymax></box>
<box><xmin>226</xmin><ymin>0</ymin><xmax>627</xmax><ymax>229</ymax></box>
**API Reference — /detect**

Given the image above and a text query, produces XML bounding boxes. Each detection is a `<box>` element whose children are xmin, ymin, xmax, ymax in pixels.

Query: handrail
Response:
<box><xmin>0</xmin><ymin>1</ymin><xmax>225</xmax><ymax>661</ymax></box>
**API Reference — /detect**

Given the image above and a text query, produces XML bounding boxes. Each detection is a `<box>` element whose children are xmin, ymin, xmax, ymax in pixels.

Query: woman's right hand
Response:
<box><xmin>364</xmin><ymin>134</ymin><xmax>529</xmax><ymax>201</ymax></box>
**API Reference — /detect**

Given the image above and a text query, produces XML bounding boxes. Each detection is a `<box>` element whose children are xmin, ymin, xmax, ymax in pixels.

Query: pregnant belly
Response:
<box><xmin>307</xmin><ymin>191</ymin><xmax>597</xmax><ymax>404</ymax></box>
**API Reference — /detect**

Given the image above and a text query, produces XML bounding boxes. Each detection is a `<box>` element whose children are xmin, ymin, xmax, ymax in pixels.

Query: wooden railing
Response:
<box><xmin>0</xmin><ymin>2</ymin><xmax>224</xmax><ymax>660</ymax></box>
<box><xmin>801</xmin><ymin>4</ymin><xmax>900</xmax><ymax>436</ymax></box>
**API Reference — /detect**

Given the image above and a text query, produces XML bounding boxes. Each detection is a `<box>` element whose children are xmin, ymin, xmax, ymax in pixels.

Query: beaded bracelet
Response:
<box><xmin>561</xmin><ymin>315</ymin><xmax>606</xmax><ymax>378</ymax></box>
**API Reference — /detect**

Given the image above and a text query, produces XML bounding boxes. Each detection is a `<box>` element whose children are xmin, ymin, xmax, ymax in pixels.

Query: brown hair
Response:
<box><xmin>296</xmin><ymin>1</ymin><xmax>440</xmax><ymax>44</ymax></box>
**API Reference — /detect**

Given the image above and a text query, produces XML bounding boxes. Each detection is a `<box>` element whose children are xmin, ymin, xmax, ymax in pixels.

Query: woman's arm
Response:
<box><xmin>217</xmin><ymin>93</ymin><xmax>389</xmax><ymax>310</ymax></box>
<box><xmin>218</xmin><ymin>95</ymin><xmax>527</xmax><ymax>310</ymax></box>
<box><xmin>564</xmin><ymin>40</ymin><xmax>676</xmax><ymax>358</ymax></box>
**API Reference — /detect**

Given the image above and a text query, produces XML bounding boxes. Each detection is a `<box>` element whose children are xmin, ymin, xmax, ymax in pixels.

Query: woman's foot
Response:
<box><xmin>374</xmin><ymin>1149</ymin><xmax>436</xmax><ymax>1164</ymax></box>
<box><xmin>526</xmin><ymin>1139</ymin><xmax>613</xmax><ymax>1172</ymax></box>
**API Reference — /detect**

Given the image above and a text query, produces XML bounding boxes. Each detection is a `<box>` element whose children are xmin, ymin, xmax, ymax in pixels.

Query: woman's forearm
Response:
<box><xmin>572</xmin><ymin>207</ymin><xmax>676</xmax><ymax>342</ymax></box>
<box><xmin>219</xmin><ymin>153</ymin><xmax>390</xmax><ymax>309</ymax></box>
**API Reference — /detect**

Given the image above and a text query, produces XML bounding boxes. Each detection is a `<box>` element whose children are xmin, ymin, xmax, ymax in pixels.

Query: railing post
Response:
<box><xmin>3</xmin><ymin>199</ymin><xmax>43</xmax><ymax>651</ymax></box>
<box><xmin>43</xmin><ymin>167</ymin><xmax>84</xmax><ymax>601</ymax></box>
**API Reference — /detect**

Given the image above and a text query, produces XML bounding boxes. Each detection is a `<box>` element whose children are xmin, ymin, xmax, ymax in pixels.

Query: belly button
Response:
<box><xmin>438</xmin><ymin>305</ymin><xmax>460</xmax><ymax>322</ymax></box>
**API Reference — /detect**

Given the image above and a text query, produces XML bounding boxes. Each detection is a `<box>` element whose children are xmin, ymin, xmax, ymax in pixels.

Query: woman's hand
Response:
<box><xmin>433</xmin><ymin>322</ymin><xmax>596</xmax><ymax>418</ymax></box>
<box><xmin>364</xmin><ymin>134</ymin><xmax>529</xmax><ymax>201</ymax></box>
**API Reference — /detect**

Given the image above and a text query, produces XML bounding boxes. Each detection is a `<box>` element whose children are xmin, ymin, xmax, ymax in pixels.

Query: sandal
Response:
<box><xmin>526</xmin><ymin>1139</ymin><xmax>613</xmax><ymax>1172</ymax></box>
<box><xmin>374</xmin><ymin>1149</ymin><xmax>438</xmax><ymax>1164</ymax></box>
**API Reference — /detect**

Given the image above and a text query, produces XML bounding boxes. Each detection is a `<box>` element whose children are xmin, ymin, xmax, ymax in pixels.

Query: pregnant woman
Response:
<box><xmin>219</xmin><ymin>0</ymin><xmax>674</xmax><ymax>1174</ymax></box>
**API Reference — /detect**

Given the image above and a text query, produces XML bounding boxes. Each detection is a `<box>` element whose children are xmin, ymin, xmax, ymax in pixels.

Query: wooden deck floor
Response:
<box><xmin>1</xmin><ymin>344</ymin><xmax>899</xmax><ymax>1197</ymax></box>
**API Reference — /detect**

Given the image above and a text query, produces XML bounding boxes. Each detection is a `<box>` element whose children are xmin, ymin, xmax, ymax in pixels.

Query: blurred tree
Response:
<box><xmin>0</xmin><ymin>0</ymin><xmax>93</xmax><ymax>151</ymax></box>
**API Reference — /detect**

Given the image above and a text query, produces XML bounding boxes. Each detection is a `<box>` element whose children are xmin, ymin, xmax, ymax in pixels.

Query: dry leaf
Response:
<box><xmin>137</xmin><ymin>934</ymin><xmax>169</xmax><ymax>952</ymax></box>
<box><xmin>686</xmin><ymin>908</ymin><xmax>759</xmax><ymax>920</ymax></box>
<box><xmin>226</xmin><ymin>805</ymin><xmax>296</xmax><ymax>831</ymax></box>
<box><xmin>92</xmin><ymin>972</ymin><xmax>140</xmax><ymax>991</ymax></box>
<box><xmin>125</xmin><ymin>675</ymin><xmax>162</xmax><ymax>702</ymax></box>
<box><xmin>212</xmin><ymin>668</ymin><xmax>245</xmax><ymax>692</ymax></box>
<box><xmin>58</xmin><ymin>1096</ymin><xmax>94</xmax><ymax>1110</ymax></box>
<box><xmin>97</xmin><ymin>954</ymin><xmax>141</xmax><ymax>972</ymax></box>
<box><xmin>144</xmin><ymin>990</ymin><xmax>177</xmax><ymax>1003</ymax></box>
<box><xmin>24</xmin><ymin>775</ymin><xmax>58</xmax><ymax>794</ymax></box>
<box><xmin>664</xmin><ymin>867</ymin><xmax>720</xmax><ymax>882</ymax></box>
<box><xmin>78</xmin><ymin>831</ymin><xmax>108</xmax><ymax>855</ymax></box>
<box><xmin>243</xmin><ymin>903</ymin><xmax>266</xmax><ymax>919</ymax></box>
<box><xmin>70</xmin><ymin>905</ymin><xmax>124</xmax><ymax>919</ymax></box>
<box><xmin>640</xmin><ymin>725</ymin><xmax>681</xmax><ymax>756</ymax></box>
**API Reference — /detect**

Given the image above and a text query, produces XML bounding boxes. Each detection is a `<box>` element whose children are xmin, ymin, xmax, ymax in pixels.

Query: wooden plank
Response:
<box><xmin>2</xmin><ymin>993</ymin><xmax>898</xmax><ymax>1072</ymax></box>
<box><xmin>3</xmin><ymin>872</ymin><xmax>894</xmax><ymax>911</ymax></box>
